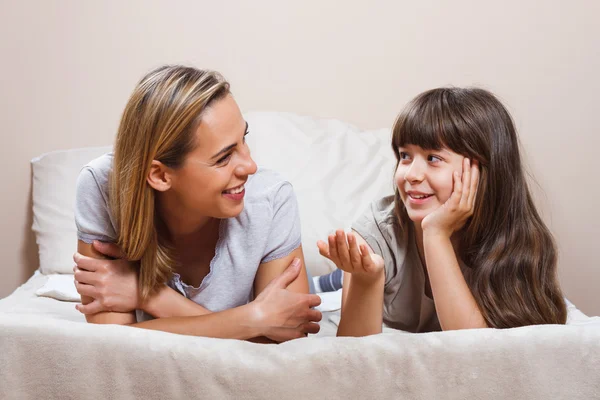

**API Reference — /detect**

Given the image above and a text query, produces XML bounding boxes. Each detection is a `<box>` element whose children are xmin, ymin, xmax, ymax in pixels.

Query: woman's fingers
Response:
<box><xmin>74</xmin><ymin>280</ymin><xmax>98</xmax><ymax>298</ymax></box>
<box><xmin>92</xmin><ymin>240</ymin><xmax>125</xmax><ymax>259</ymax></box>
<box><xmin>75</xmin><ymin>300</ymin><xmax>104</xmax><ymax>315</ymax></box>
<box><xmin>302</xmin><ymin>322</ymin><xmax>321</xmax><ymax>335</ymax></box>
<box><xmin>73</xmin><ymin>253</ymin><xmax>99</xmax><ymax>272</ymax></box>
<box><xmin>307</xmin><ymin>308</ymin><xmax>323</xmax><ymax>322</ymax></box>
<box><xmin>73</xmin><ymin>268</ymin><xmax>98</xmax><ymax>286</ymax></box>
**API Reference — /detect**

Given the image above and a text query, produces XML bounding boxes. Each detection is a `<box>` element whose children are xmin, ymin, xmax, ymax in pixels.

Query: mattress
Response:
<box><xmin>1</xmin><ymin>272</ymin><xmax>599</xmax><ymax>400</ymax></box>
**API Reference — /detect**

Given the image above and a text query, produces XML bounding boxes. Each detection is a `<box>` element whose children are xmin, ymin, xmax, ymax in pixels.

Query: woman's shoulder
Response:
<box><xmin>77</xmin><ymin>152</ymin><xmax>114</xmax><ymax>191</ymax></box>
<box><xmin>245</xmin><ymin>167</ymin><xmax>294</xmax><ymax>204</ymax></box>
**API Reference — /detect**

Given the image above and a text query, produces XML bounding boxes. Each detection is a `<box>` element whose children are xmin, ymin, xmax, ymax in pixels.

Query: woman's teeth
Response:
<box><xmin>409</xmin><ymin>194</ymin><xmax>432</xmax><ymax>199</ymax></box>
<box><xmin>224</xmin><ymin>185</ymin><xmax>244</xmax><ymax>194</ymax></box>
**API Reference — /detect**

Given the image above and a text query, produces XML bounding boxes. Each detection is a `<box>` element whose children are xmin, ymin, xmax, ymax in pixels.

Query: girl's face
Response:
<box><xmin>167</xmin><ymin>95</ymin><xmax>258</xmax><ymax>220</ymax></box>
<box><xmin>394</xmin><ymin>144</ymin><xmax>465</xmax><ymax>224</ymax></box>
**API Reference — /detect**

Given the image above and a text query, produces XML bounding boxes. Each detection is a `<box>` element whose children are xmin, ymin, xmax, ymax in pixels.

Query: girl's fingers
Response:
<box><xmin>360</xmin><ymin>244</ymin><xmax>375</xmax><ymax>272</ymax></box>
<box><xmin>347</xmin><ymin>232</ymin><xmax>362</xmax><ymax>267</ymax></box>
<box><xmin>327</xmin><ymin>234</ymin><xmax>340</xmax><ymax>265</ymax></box>
<box><xmin>451</xmin><ymin>170</ymin><xmax>463</xmax><ymax>206</ymax></box>
<box><xmin>335</xmin><ymin>230</ymin><xmax>351</xmax><ymax>269</ymax></box>
<box><xmin>317</xmin><ymin>240</ymin><xmax>331</xmax><ymax>259</ymax></box>
<box><xmin>459</xmin><ymin>158</ymin><xmax>471</xmax><ymax>208</ymax></box>
<box><xmin>467</xmin><ymin>161</ymin><xmax>479</xmax><ymax>208</ymax></box>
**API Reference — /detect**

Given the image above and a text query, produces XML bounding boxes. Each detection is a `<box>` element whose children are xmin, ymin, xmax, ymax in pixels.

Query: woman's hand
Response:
<box><xmin>317</xmin><ymin>230</ymin><xmax>384</xmax><ymax>285</ymax></box>
<box><xmin>421</xmin><ymin>158</ymin><xmax>479</xmax><ymax>237</ymax></box>
<box><xmin>251</xmin><ymin>259</ymin><xmax>323</xmax><ymax>342</ymax></box>
<box><xmin>73</xmin><ymin>241</ymin><xmax>140</xmax><ymax>315</ymax></box>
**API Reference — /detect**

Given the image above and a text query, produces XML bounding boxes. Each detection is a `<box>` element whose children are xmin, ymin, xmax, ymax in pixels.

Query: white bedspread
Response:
<box><xmin>1</xmin><ymin>272</ymin><xmax>599</xmax><ymax>399</ymax></box>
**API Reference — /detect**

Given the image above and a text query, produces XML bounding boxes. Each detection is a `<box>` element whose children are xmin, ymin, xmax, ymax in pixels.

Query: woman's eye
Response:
<box><xmin>399</xmin><ymin>151</ymin><xmax>410</xmax><ymax>160</ymax></box>
<box><xmin>428</xmin><ymin>155</ymin><xmax>442</xmax><ymax>163</ymax></box>
<box><xmin>216</xmin><ymin>153</ymin><xmax>232</xmax><ymax>166</ymax></box>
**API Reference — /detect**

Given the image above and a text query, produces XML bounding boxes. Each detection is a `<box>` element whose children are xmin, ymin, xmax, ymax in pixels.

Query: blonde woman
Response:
<box><xmin>73</xmin><ymin>65</ymin><xmax>321</xmax><ymax>342</ymax></box>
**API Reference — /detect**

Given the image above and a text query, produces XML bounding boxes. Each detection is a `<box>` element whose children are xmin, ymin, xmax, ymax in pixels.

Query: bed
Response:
<box><xmin>1</xmin><ymin>112</ymin><xmax>599</xmax><ymax>399</ymax></box>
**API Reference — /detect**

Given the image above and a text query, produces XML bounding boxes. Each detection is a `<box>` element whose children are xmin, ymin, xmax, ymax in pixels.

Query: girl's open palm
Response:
<box><xmin>317</xmin><ymin>230</ymin><xmax>384</xmax><ymax>284</ymax></box>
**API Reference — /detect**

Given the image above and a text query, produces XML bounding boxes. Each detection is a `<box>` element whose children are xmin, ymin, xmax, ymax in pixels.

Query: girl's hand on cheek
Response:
<box><xmin>421</xmin><ymin>158</ymin><xmax>479</xmax><ymax>237</ymax></box>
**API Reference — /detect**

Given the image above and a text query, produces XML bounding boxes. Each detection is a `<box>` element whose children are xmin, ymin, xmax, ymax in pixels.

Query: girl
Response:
<box><xmin>318</xmin><ymin>87</ymin><xmax>567</xmax><ymax>335</ymax></box>
<box><xmin>73</xmin><ymin>65</ymin><xmax>321</xmax><ymax>342</ymax></box>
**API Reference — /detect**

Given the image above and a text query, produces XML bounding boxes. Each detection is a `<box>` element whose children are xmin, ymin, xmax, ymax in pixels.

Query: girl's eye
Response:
<box><xmin>399</xmin><ymin>151</ymin><xmax>411</xmax><ymax>160</ymax></box>
<box><xmin>243</xmin><ymin>131</ymin><xmax>249</xmax><ymax>144</ymax></box>
<box><xmin>428</xmin><ymin>155</ymin><xmax>442</xmax><ymax>163</ymax></box>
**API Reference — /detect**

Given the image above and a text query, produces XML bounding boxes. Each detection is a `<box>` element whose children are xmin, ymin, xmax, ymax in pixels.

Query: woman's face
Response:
<box><xmin>167</xmin><ymin>95</ymin><xmax>258</xmax><ymax>220</ymax></box>
<box><xmin>394</xmin><ymin>144</ymin><xmax>465</xmax><ymax>224</ymax></box>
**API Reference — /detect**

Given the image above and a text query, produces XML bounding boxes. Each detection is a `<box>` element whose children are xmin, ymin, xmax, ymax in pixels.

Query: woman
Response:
<box><xmin>73</xmin><ymin>65</ymin><xmax>321</xmax><ymax>342</ymax></box>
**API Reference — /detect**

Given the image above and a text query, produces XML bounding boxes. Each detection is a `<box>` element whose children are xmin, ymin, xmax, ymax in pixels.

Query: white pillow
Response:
<box><xmin>245</xmin><ymin>112</ymin><xmax>396</xmax><ymax>276</ymax></box>
<box><xmin>32</xmin><ymin>146</ymin><xmax>112</xmax><ymax>274</ymax></box>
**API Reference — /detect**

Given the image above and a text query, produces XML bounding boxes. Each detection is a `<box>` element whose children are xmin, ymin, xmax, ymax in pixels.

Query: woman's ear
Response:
<box><xmin>147</xmin><ymin>160</ymin><xmax>172</xmax><ymax>192</ymax></box>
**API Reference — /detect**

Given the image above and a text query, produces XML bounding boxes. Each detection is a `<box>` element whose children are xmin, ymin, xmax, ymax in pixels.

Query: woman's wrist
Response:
<box><xmin>243</xmin><ymin>302</ymin><xmax>269</xmax><ymax>338</ymax></box>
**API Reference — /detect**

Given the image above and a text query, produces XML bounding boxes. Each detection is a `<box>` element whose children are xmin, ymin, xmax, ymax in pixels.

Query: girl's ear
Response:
<box><xmin>147</xmin><ymin>160</ymin><xmax>172</xmax><ymax>192</ymax></box>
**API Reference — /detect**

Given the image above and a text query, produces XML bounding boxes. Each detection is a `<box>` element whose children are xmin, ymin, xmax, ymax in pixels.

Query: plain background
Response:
<box><xmin>0</xmin><ymin>0</ymin><xmax>598</xmax><ymax>315</ymax></box>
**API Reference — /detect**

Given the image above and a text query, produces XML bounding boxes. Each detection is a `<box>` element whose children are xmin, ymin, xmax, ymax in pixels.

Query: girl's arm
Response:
<box><xmin>422</xmin><ymin>232</ymin><xmax>487</xmax><ymax>330</ymax></box>
<box><xmin>421</xmin><ymin>158</ymin><xmax>488</xmax><ymax>330</ymax></box>
<box><xmin>318</xmin><ymin>230</ymin><xmax>385</xmax><ymax>337</ymax></box>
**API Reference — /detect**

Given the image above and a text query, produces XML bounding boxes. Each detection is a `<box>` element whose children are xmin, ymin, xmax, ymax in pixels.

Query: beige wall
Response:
<box><xmin>1</xmin><ymin>0</ymin><xmax>598</xmax><ymax>315</ymax></box>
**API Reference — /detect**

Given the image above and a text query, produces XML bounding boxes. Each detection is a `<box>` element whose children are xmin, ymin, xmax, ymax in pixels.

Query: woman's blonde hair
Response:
<box><xmin>110</xmin><ymin>65</ymin><xmax>230</xmax><ymax>300</ymax></box>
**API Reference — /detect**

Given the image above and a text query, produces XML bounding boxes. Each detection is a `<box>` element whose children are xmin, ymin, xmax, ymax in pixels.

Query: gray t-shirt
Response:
<box><xmin>75</xmin><ymin>153</ymin><xmax>302</xmax><ymax>320</ymax></box>
<box><xmin>352</xmin><ymin>196</ymin><xmax>441</xmax><ymax>333</ymax></box>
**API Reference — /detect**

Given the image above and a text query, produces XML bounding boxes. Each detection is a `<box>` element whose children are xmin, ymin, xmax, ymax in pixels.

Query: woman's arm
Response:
<box><xmin>76</xmin><ymin>241</ymin><xmax>136</xmax><ymax>325</ymax></box>
<box><xmin>75</xmin><ymin>241</ymin><xmax>210</xmax><ymax>318</ymax></box>
<box><xmin>253</xmin><ymin>246</ymin><xmax>309</xmax><ymax>295</ymax></box>
<box><xmin>252</xmin><ymin>246</ymin><xmax>322</xmax><ymax>342</ymax></box>
<box><xmin>318</xmin><ymin>230</ymin><xmax>385</xmax><ymax>337</ymax></box>
<box><xmin>75</xmin><ymin>241</ymin><xmax>321</xmax><ymax>340</ymax></box>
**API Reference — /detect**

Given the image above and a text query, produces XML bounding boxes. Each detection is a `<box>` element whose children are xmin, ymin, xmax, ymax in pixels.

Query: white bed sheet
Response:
<box><xmin>1</xmin><ymin>272</ymin><xmax>599</xmax><ymax>400</ymax></box>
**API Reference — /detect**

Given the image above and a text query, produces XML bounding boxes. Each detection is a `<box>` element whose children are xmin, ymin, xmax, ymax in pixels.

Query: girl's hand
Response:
<box><xmin>317</xmin><ymin>230</ymin><xmax>384</xmax><ymax>285</ymax></box>
<box><xmin>421</xmin><ymin>158</ymin><xmax>479</xmax><ymax>237</ymax></box>
<box><xmin>73</xmin><ymin>241</ymin><xmax>140</xmax><ymax>315</ymax></box>
<box><xmin>251</xmin><ymin>259</ymin><xmax>323</xmax><ymax>342</ymax></box>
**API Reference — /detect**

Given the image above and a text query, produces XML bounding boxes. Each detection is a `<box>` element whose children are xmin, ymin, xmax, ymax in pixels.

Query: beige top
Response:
<box><xmin>352</xmin><ymin>195</ymin><xmax>440</xmax><ymax>333</ymax></box>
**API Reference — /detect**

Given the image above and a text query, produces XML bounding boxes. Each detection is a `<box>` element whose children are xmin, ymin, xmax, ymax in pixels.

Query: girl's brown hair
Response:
<box><xmin>391</xmin><ymin>87</ymin><xmax>567</xmax><ymax>328</ymax></box>
<box><xmin>110</xmin><ymin>65</ymin><xmax>230</xmax><ymax>300</ymax></box>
